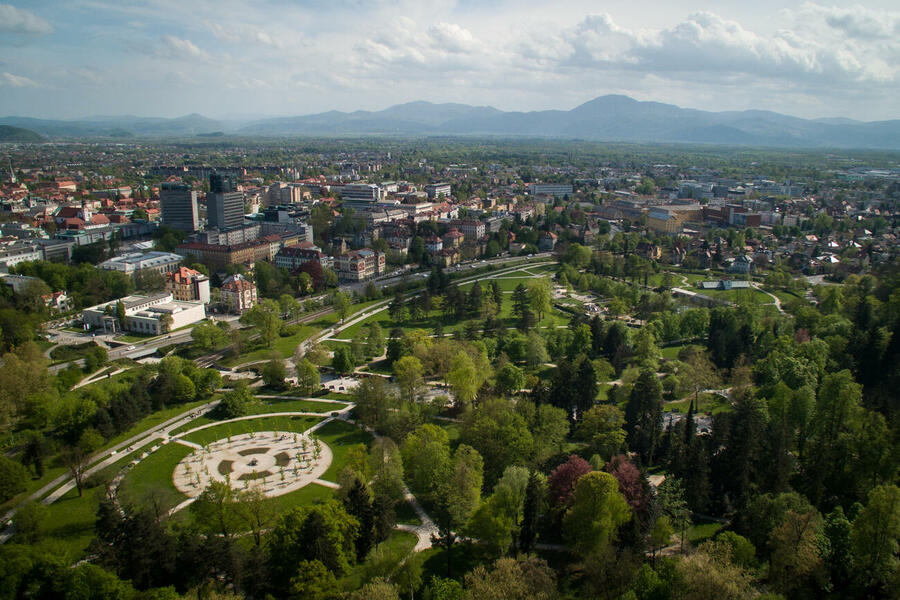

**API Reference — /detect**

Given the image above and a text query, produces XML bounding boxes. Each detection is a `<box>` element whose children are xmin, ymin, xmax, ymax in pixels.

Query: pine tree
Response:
<box><xmin>343</xmin><ymin>479</ymin><xmax>376</xmax><ymax>561</ymax></box>
<box><xmin>520</xmin><ymin>470</ymin><xmax>542</xmax><ymax>554</ymax></box>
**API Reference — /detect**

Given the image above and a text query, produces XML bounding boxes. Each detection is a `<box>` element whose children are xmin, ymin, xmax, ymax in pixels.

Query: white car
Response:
<box><xmin>127</xmin><ymin>345</ymin><xmax>135</xmax><ymax>350</ymax></box>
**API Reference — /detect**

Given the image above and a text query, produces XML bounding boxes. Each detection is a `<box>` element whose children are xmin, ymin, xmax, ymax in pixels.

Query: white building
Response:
<box><xmin>82</xmin><ymin>292</ymin><xmax>206</xmax><ymax>335</ymax></box>
<box><xmin>98</xmin><ymin>251</ymin><xmax>183</xmax><ymax>277</ymax></box>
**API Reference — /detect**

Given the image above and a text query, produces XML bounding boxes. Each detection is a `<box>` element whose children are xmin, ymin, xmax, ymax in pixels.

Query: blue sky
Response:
<box><xmin>0</xmin><ymin>0</ymin><xmax>898</xmax><ymax>120</ymax></box>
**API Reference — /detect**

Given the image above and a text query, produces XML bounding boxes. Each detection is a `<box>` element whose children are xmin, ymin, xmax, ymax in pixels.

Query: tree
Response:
<box><xmin>519</xmin><ymin>470</ymin><xmax>544</xmax><ymax>554</ymax></box>
<box><xmin>261</xmin><ymin>355</ymin><xmax>287</xmax><ymax>389</ymax></box>
<box><xmin>424</xmin><ymin>576</ymin><xmax>464</xmax><ymax>600</ymax></box>
<box><xmin>573</xmin><ymin>357</ymin><xmax>598</xmax><ymax>416</ymax></box>
<box><xmin>343</xmin><ymin>479</ymin><xmax>376</xmax><ymax>561</ymax></box>
<box><xmin>462</xmin><ymin>557</ymin><xmax>558</xmax><ymax>600</ymax></box>
<box><xmin>349</xmin><ymin>579</ymin><xmax>400</xmax><ymax>600</ymax></box>
<box><xmin>401</xmin><ymin>425</ymin><xmax>451</xmax><ymax>501</ymax></box>
<box><xmin>605</xmin><ymin>455</ymin><xmax>648</xmax><ymax>516</ymax></box>
<box><xmin>332</xmin><ymin>291</ymin><xmax>351</xmax><ymax>324</ymax></box>
<box><xmin>495</xmin><ymin>363</ymin><xmax>525</xmax><ymax>396</ymax></box>
<box><xmin>332</xmin><ymin>346</ymin><xmax>356</xmax><ymax>375</ymax></box>
<box><xmin>190</xmin><ymin>481</ymin><xmax>241</xmax><ymax>538</ymax></box>
<box><xmin>525</xmin><ymin>332</ymin><xmax>549</xmax><ymax>368</ymax></box>
<box><xmin>158</xmin><ymin>312</ymin><xmax>174</xmax><ymax>334</ymax></box>
<box><xmin>268</xmin><ymin>501</ymin><xmax>360</xmax><ymax>587</ymax></box>
<box><xmin>851</xmin><ymin>484</ymin><xmax>900</xmax><ymax>589</ymax></box>
<box><xmin>393</xmin><ymin>356</ymin><xmax>424</xmax><ymax>403</ymax></box>
<box><xmin>295</xmin><ymin>358</ymin><xmax>320</xmax><ymax>395</ymax></box>
<box><xmin>460</xmin><ymin>398</ymin><xmax>533</xmax><ymax>484</ymax></box>
<box><xmin>219</xmin><ymin>381</ymin><xmax>253</xmax><ymax>418</ymax></box>
<box><xmin>288</xmin><ymin>560</ymin><xmax>342</xmax><ymax>600</ymax></box>
<box><xmin>768</xmin><ymin>508</ymin><xmax>824</xmax><ymax>595</ymax></box>
<box><xmin>191</xmin><ymin>320</ymin><xmax>229</xmax><ymax>351</ymax></box>
<box><xmin>0</xmin><ymin>455</ymin><xmax>28</xmax><ymax>502</ymax></box>
<box><xmin>233</xmin><ymin>486</ymin><xmax>275</xmax><ymax>547</ymax></box>
<box><xmin>576</xmin><ymin>405</ymin><xmax>626</xmax><ymax>460</ymax></box>
<box><xmin>563</xmin><ymin>471</ymin><xmax>630</xmax><ymax>557</ymax></box>
<box><xmin>530</xmin><ymin>404</ymin><xmax>569</xmax><ymax>463</ymax></box>
<box><xmin>240</xmin><ymin>299</ymin><xmax>282</xmax><ymax>347</ymax></box>
<box><xmin>369</xmin><ymin>437</ymin><xmax>405</xmax><ymax>505</ymax></box>
<box><xmin>547</xmin><ymin>455</ymin><xmax>592</xmax><ymax>512</ymax></box>
<box><xmin>446</xmin><ymin>351</ymin><xmax>478</xmax><ymax>409</ymax></box>
<box><xmin>526</xmin><ymin>279</ymin><xmax>552</xmax><ymax>322</ymax></box>
<box><xmin>624</xmin><ymin>369</ymin><xmax>663</xmax><ymax>464</ymax></box>
<box><xmin>366</xmin><ymin>323</ymin><xmax>386</xmax><ymax>358</ymax></box>
<box><xmin>61</xmin><ymin>428</ymin><xmax>104</xmax><ymax>496</ymax></box>
<box><xmin>12</xmin><ymin>501</ymin><xmax>48</xmax><ymax>543</ymax></box>
<box><xmin>676</xmin><ymin>540</ymin><xmax>755</xmax><ymax>600</ymax></box>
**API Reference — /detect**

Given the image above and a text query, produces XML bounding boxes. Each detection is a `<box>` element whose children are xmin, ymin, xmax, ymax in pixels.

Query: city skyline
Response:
<box><xmin>0</xmin><ymin>0</ymin><xmax>898</xmax><ymax>121</ymax></box>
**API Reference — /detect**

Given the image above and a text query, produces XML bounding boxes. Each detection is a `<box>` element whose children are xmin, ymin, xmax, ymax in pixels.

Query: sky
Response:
<box><xmin>0</xmin><ymin>0</ymin><xmax>898</xmax><ymax>121</ymax></box>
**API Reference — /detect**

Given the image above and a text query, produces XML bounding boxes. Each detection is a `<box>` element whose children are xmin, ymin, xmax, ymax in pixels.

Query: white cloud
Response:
<box><xmin>1</xmin><ymin>72</ymin><xmax>38</xmax><ymax>87</ymax></box>
<box><xmin>206</xmin><ymin>22</ymin><xmax>290</xmax><ymax>49</ymax></box>
<box><xmin>0</xmin><ymin>4</ymin><xmax>53</xmax><ymax>35</ymax></box>
<box><xmin>157</xmin><ymin>35</ymin><xmax>209</xmax><ymax>61</ymax></box>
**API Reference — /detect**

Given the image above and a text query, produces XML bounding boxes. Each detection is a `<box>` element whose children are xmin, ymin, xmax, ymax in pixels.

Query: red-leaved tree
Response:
<box><xmin>548</xmin><ymin>455</ymin><xmax>592</xmax><ymax>512</ymax></box>
<box><xmin>605</xmin><ymin>454</ymin><xmax>649</xmax><ymax>517</ymax></box>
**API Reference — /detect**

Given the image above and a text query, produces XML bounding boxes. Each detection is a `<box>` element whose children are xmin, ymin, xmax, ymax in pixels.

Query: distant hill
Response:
<box><xmin>0</xmin><ymin>113</ymin><xmax>224</xmax><ymax>138</ymax></box>
<box><xmin>237</xmin><ymin>95</ymin><xmax>900</xmax><ymax>149</ymax></box>
<box><xmin>0</xmin><ymin>125</ymin><xmax>43</xmax><ymax>142</ymax></box>
<box><xmin>3</xmin><ymin>97</ymin><xmax>899</xmax><ymax>149</ymax></box>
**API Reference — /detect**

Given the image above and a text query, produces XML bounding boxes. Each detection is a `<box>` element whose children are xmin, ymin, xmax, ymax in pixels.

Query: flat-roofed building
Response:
<box><xmin>82</xmin><ymin>292</ymin><xmax>206</xmax><ymax>335</ymax></box>
<box><xmin>424</xmin><ymin>182</ymin><xmax>451</xmax><ymax>199</ymax></box>
<box><xmin>98</xmin><ymin>251</ymin><xmax>183</xmax><ymax>277</ymax></box>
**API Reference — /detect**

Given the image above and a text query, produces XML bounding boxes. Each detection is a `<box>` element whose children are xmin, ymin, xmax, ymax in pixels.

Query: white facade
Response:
<box><xmin>82</xmin><ymin>292</ymin><xmax>206</xmax><ymax>335</ymax></box>
<box><xmin>98</xmin><ymin>251</ymin><xmax>183</xmax><ymax>276</ymax></box>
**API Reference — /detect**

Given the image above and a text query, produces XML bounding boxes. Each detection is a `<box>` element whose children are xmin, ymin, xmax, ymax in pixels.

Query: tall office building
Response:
<box><xmin>160</xmin><ymin>182</ymin><xmax>199</xmax><ymax>232</ymax></box>
<box><xmin>207</xmin><ymin>173</ymin><xmax>245</xmax><ymax>230</ymax></box>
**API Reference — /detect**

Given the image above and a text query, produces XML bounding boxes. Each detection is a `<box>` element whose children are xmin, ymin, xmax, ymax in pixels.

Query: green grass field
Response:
<box><xmin>314</xmin><ymin>420</ymin><xmax>374</xmax><ymax>483</ymax></box>
<box><xmin>339</xmin><ymin>529</ymin><xmax>418</xmax><ymax>591</ymax></box>
<box><xmin>28</xmin><ymin>485</ymin><xmax>104</xmax><ymax>559</ymax></box>
<box><xmin>180</xmin><ymin>415</ymin><xmax>324</xmax><ymax>446</ymax></box>
<box><xmin>117</xmin><ymin>441</ymin><xmax>193</xmax><ymax>512</ymax></box>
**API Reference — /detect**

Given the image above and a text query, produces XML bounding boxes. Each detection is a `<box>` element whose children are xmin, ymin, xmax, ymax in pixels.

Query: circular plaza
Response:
<box><xmin>172</xmin><ymin>430</ymin><xmax>333</xmax><ymax>498</ymax></box>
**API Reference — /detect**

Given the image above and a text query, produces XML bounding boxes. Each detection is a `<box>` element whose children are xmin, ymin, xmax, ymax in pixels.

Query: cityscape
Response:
<box><xmin>0</xmin><ymin>2</ymin><xmax>898</xmax><ymax>600</ymax></box>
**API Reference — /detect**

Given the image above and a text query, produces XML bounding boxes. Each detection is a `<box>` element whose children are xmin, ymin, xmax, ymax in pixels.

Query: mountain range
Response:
<box><xmin>2</xmin><ymin>96</ymin><xmax>899</xmax><ymax>149</ymax></box>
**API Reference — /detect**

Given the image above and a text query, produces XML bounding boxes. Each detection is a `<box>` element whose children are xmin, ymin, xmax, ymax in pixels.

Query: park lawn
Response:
<box><xmin>419</xmin><ymin>541</ymin><xmax>497</xmax><ymax>586</ymax></box>
<box><xmin>180</xmin><ymin>416</ymin><xmax>324</xmax><ymax>447</ymax></box>
<box><xmin>458</xmin><ymin>274</ymin><xmax>547</xmax><ymax>293</ymax></box>
<box><xmin>767</xmin><ymin>288</ymin><xmax>804</xmax><ymax>305</ymax></box>
<box><xmin>339</xmin><ymin>529</ymin><xmax>418</xmax><ymax>592</ymax></box>
<box><xmin>117</xmin><ymin>441</ymin><xmax>193</xmax><ymax>512</ymax></box>
<box><xmin>253</xmin><ymin>398</ymin><xmax>346</xmax><ymax>413</ymax></box>
<box><xmin>315</xmin><ymin>420</ymin><xmax>374</xmax><ymax>483</ymax></box>
<box><xmin>686</xmin><ymin>521</ymin><xmax>724</xmax><ymax>544</ymax></box>
<box><xmin>90</xmin><ymin>439</ymin><xmax>161</xmax><ymax>484</ymax></box>
<box><xmin>665</xmin><ymin>392</ymin><xmax>731</xmax><ymax>415</ymax></box>
<box><xmin>29</xmin><ymin>485</ymin><xmax>106</xmax><ymax>560</ymax></box>
<box><xmin>256</xmin><ymin>480</ymin><xmax>335</xmax><ymax>515</ymax></box>
<box><xmin>222</xmin><ymin>326</ymin><xmax>318</xmax><ymax>367</ymax></box>
<box><xmin>50</xmin><ymin>341</ymin><xmax>103</xmax><ymax>363</ymax></box>
<box><xmin>317</xmin><ymin>391</ymin><xmax>355</xmax><ymax>401</ymax></box>
<box><xmin>431</xmin><ymin>418</ymin><xmax>462</xmax><ymax>445</ymax></box>
<box><xmin>661</xmin><ymin>344</ymin><xmax>690</xmax><ymax>360</ymax></box>
<box><xmin>697</xmin><ymin>287</ymin><xmax>772</xmax><ymax>305</ymax></box>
